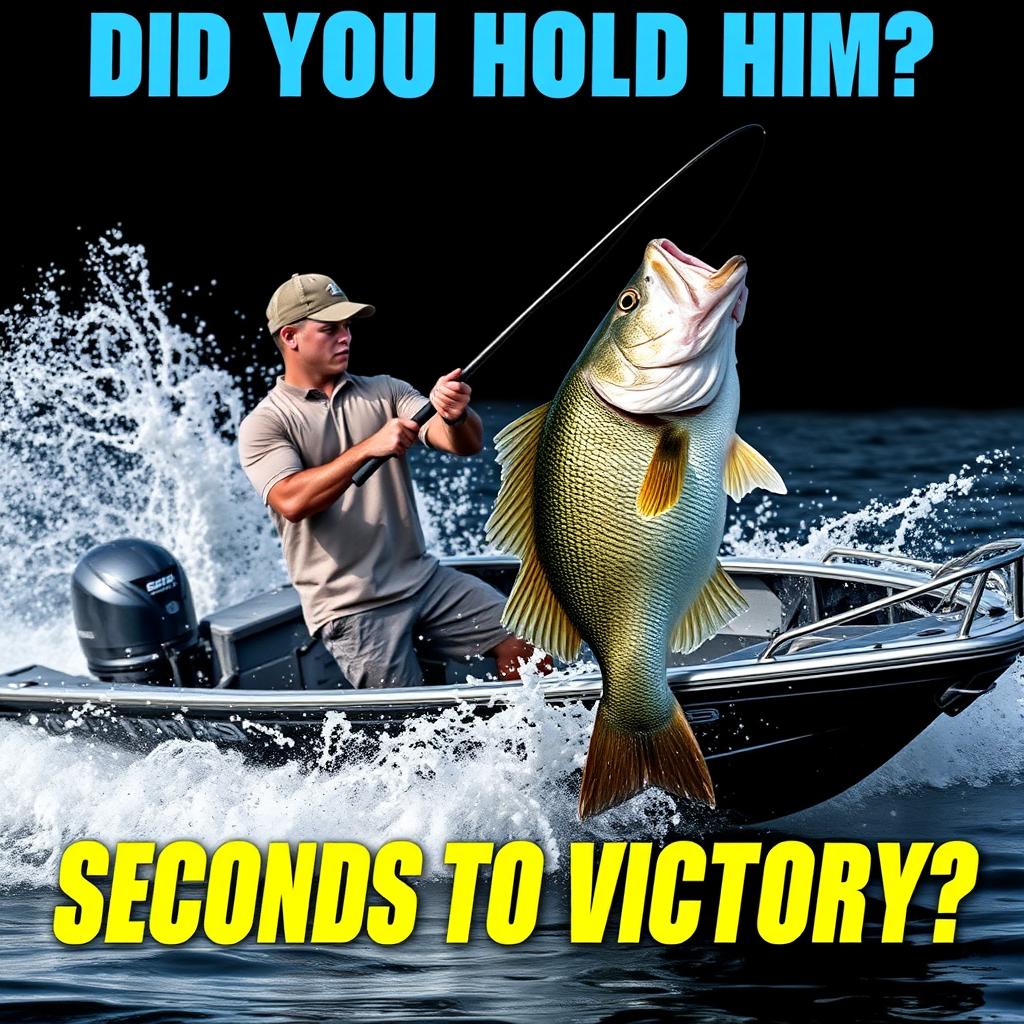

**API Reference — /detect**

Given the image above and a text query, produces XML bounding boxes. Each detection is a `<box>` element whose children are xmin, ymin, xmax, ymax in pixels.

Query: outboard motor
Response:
<box><xmin>72</xmin><ymin>539</ymin><xmax>202</xmax><ymax>685</ymax></box>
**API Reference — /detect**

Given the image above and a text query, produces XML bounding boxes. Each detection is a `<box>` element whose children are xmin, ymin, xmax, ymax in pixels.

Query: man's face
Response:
<box><xmin>288</xmin><ymin>318</ymin><xmax>352</xmax><ymax>375</ymax></box>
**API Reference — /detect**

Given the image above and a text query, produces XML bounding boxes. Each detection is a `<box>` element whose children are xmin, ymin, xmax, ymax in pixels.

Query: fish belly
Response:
<box><xmin>534</xmin><ymin>370</ymin><xmax>734</xmax><ymax>732</ymax></box>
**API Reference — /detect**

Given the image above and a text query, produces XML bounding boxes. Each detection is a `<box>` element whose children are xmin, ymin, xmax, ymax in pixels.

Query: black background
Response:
<box><xmin>0</xmin><ymin>3</ymin><xmax>1009</xmax><ymax>409</ymax></box>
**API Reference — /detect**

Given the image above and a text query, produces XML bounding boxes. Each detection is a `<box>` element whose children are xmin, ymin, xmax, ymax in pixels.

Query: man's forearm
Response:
<box><xmin>268</xmin><ymin>441</ymin><xmax>372</xmax><ymax>522</ymax></box>
<box><xmin>427</xmin><ymin>409</ymin><xmax>484</xmax><ymax>455</ymax></box>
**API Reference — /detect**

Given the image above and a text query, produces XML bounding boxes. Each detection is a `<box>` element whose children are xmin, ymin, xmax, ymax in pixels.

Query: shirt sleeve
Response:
<box><xmin>387</xmin><ymin>376</ymin><xmax>435</xmax><ymax>448</ymax></box>
<box><xmin>237</xmin><ymin>407</ymin><xmax>304</xmax><ymax>505</ymax></box>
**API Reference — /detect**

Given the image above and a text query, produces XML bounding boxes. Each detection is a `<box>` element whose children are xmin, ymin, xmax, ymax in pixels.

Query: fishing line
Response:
<box><xmin>527</xmin><ymin>123</ymin><xmax>768</xmax><ymax>305</ymax></box>
<box><xmin>462</xmin><ymin>123</ymin><xmax>766</xmax><ymax>380</ymax></box>
<box><xmin>354</xmin><ymin>123</ymin><xmax>766</xmax><ymax>486</ymax></box>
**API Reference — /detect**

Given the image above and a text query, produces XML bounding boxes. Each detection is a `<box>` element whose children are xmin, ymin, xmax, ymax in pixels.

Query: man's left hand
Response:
<box><xmin>431</xmin><ymin>369</ymin><xmax>471</xmax><ymax>424</ymax></box>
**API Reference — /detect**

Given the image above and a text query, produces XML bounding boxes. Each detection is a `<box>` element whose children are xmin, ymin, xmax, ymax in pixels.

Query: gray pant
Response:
<box><xmin>318</xmin><ymin>564</ymin><xmax>514</xmax><ymax>689</ymax></box>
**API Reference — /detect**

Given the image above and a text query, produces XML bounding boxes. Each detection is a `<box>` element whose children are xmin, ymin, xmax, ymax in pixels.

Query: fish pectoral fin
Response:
<box><xmin>637</xmin><ymin>427</ymin><xmax>689</xmax><ymax>518</ymax></box>
<box><xmin>670</xmin><ymin>561</ymin><xmax>749</xmax><ymax>654</ymax></box>
<box><xmin>723</xmin><ymin>434</ymin><xmax>787</xmax><ymax>502</ymax></box>
<box><xmin>502</xmin><ymin>550</ymin><xmax>582</xmax><ymax>663</ymax></box>
<box><xmin>485</xmin><ymin>403</ymin><xmax>550</xmax><ymax>559</ymax></box>
<box><xmin>578</xmin><ymin>702</ymin><xmax>716</xmax><ymax>819</ymax></box>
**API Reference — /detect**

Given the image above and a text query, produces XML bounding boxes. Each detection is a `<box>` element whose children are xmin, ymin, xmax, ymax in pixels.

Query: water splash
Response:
<box><xmin>722</xmin><ymin>449</ymin><xmax>1022</xmax><ymax>563</ymax></box>
<box><xmin>1</xmin><ymin>236</ymin><xmax>1023</xmax><ymax>888</ymax></box>
<box><xmin>0</xmin><ymin>670</ymin><xmax>694</xmax><ymax>890</ymax></box>
<box><xmin>413</xmin><ymin>456</ymin><xmax>498</xmax><ymax>558</ymax></box>
<box><xmin>838</xmin><ymin>655</ymin><xmax>1024</xmax><ymax>798</ymax></box>
<box><xmin>0</xmin><ymin>231</ymin><xmax>283</xmax><ymax>674</ymax></box>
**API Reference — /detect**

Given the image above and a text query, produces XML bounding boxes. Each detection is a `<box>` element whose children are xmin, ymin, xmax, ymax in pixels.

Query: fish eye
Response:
<box><xmin>617</xmin><ymin>288</ymin><xmax>640</xmax><ymax>312</ymax></box>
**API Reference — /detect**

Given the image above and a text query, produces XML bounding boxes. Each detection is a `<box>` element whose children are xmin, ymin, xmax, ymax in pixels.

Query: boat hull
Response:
<box><xmin>3</xmin><ymin>647</ymin><xmax>1012</xmax><ymax>823</ymax></box>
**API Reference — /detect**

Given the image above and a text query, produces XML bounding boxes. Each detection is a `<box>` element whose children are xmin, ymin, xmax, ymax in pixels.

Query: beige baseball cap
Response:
<box><xmin>266</xmin><ymin>273</ymin><xmax>375</xmax><ymax>335</ymax></box>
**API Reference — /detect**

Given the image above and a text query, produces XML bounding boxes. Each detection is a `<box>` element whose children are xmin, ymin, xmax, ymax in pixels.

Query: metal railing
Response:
<box><xmin>759</xmin><ymin>539</ymin><xmax>1024</xmax><ymax>661</ymax></box>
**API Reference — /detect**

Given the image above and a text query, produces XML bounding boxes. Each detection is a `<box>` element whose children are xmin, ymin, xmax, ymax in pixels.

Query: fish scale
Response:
<box><xmin>487</xmin><ymin>238</ymin><xmax>784</xmax><ymax>817</ymax></box>
<box><xmin>535</xmin><ymin>361</ymin><xmax>739</xmax><ymax>732</ymax></box>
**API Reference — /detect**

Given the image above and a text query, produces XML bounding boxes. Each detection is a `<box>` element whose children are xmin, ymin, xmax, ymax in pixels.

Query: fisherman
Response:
<box><xmin>238</xmin><ymin>273</ymin><xmax>544</xmax><ymax>689</ymax></box>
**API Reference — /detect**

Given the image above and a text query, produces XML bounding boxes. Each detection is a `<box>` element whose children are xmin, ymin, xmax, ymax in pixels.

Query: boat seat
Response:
<box><xmin>701</xmin><ymin>624</ymin><xmax>882</xmax><ymax>664</ymax></box>
<box><xmin>785</xmin><ymin>624</ymin><xmax>881</xmax><ymax>653</ymax></box>
<box><xmin>669</xmin><ymin>632</ymin><xmax>759</xmax><ymax>666</ymax></box>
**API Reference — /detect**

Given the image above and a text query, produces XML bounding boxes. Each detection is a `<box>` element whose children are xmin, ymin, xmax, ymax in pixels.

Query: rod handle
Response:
<box><xmin>352</xmin><ymin>398</ymin><xmax>436</xmax><ymax>487</ymax></box>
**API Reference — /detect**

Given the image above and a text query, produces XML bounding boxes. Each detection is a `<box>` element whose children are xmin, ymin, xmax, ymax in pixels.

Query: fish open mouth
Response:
<box><xmin>657</xmin><ymin>238</ymin><xmax>715</xmax><ymax>273</ymax></box>
<box><xmin>654</xmin><ymin>238</ymin><xmax>747</xmax><ymax>321</ymax></box>
<box><xmin>656</xmin><ymin>239</ymin><xmax>746</xmax><ymax>288</ymax></box>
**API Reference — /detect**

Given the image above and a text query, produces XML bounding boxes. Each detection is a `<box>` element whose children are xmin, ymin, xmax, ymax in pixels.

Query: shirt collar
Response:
<box><xmin>275</xmin><ymin>373</ymin><xmax>352</xmax><ymax>402</ymax></box>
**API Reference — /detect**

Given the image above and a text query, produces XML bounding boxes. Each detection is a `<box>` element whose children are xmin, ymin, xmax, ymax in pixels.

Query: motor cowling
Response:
<box><xmin>71</xmin><ymin>539</ymin><xmax>199</xmax><ymax>684</ymax></box>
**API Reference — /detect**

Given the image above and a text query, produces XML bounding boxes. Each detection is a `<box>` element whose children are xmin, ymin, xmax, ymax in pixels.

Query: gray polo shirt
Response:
<box><xmin>237</xmin><ymin>374</ymin><xmax>438</xmax><ymax>635</ymax></box>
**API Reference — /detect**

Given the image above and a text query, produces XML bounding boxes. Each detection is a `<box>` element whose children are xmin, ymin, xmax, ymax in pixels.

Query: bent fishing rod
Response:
<box><xmin>353</xmin><ymin>122</ymin><xmax>765</xmax><ymax>487</ymax></box>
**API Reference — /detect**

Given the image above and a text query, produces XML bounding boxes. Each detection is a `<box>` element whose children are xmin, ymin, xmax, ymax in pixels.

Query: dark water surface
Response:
<box><xmin>1</xmin><ymin>405</ymin><xmax>1022</xmax><ymax>1023</ymax></box>
<box><xmin>2</xmin><ymin>778</ymin><xmax>1023</xmax><ymax>1024</ymax></box>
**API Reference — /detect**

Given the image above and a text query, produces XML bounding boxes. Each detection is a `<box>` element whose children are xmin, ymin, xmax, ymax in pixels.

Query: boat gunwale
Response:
<box><xmin>3</xmin><ymin>556</ymin><xmax>1022</xmax><ymax>715</ymax></box>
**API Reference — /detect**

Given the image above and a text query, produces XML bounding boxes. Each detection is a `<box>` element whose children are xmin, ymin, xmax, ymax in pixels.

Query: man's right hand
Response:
<box><xmin>363</xmin><ymin>418</ymin><xmax>420</xmax><ymax>459</ymax></box>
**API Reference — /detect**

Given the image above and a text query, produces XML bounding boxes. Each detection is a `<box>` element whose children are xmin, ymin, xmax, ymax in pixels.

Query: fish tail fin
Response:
<box><xmin>578</xmin><ymin>702</ymin><xmax>716</xmax><ymax>819</ymax></box>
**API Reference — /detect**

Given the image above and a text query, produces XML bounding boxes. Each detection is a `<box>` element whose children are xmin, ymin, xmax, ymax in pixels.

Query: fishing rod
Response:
<box><xmin>353</xmin><ymin>122</ymin><xmax>765</xmax><ymax>487</ymax></box>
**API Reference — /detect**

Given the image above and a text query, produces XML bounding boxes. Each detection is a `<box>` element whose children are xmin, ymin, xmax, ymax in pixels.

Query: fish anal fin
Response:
<box><xmin>671</xmin><ymin>561</ymin><xmax>749</xmax><ymax>654</ymax></box>
<box><xmin>578</xmin><ymin>703</ymin><xmax>715</xmax><ymax>819</ymax></box>
<box><xmin>724</xmin><ymin>434</ymin><xmax>787</xmax><ymax>502</ymax></box>
<box><xmin>502</xmin><ymin>550</ymin><xmax>583</xmax><ymax>663</ymax></box>
<box><xmin>637</xmin><ymin>428</ymin><xmax>688</xmax><ymax>519</ymax></box>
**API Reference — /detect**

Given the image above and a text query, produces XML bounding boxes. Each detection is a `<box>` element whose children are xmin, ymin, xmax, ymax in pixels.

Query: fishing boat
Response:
<box><xmin>3</xmin><ymin>538</ymin><xmax>1022</xmax><ymax>823</ymax></box>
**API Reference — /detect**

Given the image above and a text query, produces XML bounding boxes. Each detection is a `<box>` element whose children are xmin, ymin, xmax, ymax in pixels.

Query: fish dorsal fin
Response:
<box><xmin>723</xmin><ymin>434</ymin><xmax>787</xmax><ymax>502</ymax></box>
<box><xmin>670</xmin><ymin>561</ymin><xmax>749</xmax><ymax>654</ymax></box>
<box><xmin>486</xmin><ymin>403</ymin><xmax>550</xmax><ymax>559</ymax></box>
<box><xmin>637</xmin><ymin>427</ymin><xmax>688</xmax><ymax>519</ymax></box>
<box><xmin>485</xmin><ymin>404</ymin><xmax>583</xmax><ymax>662</ymax></box>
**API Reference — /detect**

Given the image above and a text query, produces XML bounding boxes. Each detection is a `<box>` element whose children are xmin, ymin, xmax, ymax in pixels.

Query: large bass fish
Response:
<box><xmin>486</xmin><ymin>239</ymin><xmax>785</xmax><ymax>818</ymax></box>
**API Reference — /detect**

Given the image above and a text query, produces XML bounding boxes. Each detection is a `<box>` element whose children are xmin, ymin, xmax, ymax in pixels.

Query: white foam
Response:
<box><xmin>0</xmin><ymin>232</ymin><xmax>284</xmax><ymax>674</ymax></box>
<box><xmin>0</xmin><ymin>670</ymin><xmax>691</xmax><ymax>890</ymax></box>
